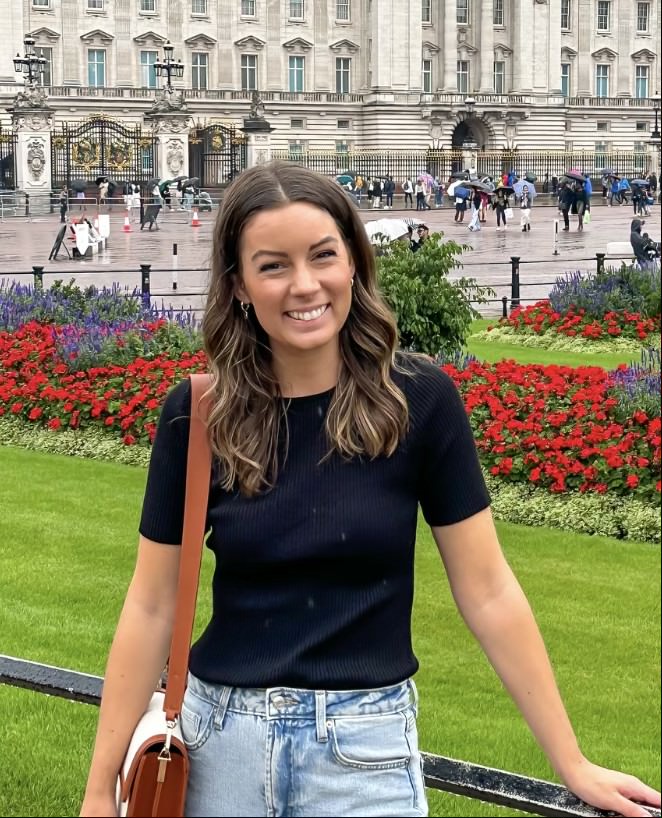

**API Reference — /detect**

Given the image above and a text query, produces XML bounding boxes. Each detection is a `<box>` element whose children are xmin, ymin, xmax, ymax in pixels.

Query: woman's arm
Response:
<box><xmin>431</xmin><ymin>507</ymin><xmax>660</xmax><ymax>818</ymax></box>
<box><xmin>80</xmin><ymin>536</ymin><xmax>181</xmax><ymax>817</ymax></box>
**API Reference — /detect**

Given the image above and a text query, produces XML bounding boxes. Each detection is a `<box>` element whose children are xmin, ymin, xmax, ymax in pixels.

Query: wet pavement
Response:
<box><xmin>1</xmin><ymin>199</ymin><xmax>658</xmax><ymax>317</ymax></box>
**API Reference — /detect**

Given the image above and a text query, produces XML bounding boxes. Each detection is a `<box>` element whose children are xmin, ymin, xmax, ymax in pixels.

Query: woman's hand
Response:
<box><xmin>563</xmin><ymin>759</ymin><xmax>661</xmax><ymax>818</ymax></box>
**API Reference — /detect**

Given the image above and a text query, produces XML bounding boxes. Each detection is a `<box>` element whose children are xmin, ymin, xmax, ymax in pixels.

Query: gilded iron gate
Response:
<box><xmin>50</xmin><ymin>115</ymin><xmax>157</xmax><ymax>191</ymax></box>
<box><xmin>0</xmin><ymin>126</ymin><xmax>17</xmax><ymax>189</ymax></box>
<box><xmin>188</xmin><ymin>123</ymin><xmax>246</xmax><ymax>187</ymax></box>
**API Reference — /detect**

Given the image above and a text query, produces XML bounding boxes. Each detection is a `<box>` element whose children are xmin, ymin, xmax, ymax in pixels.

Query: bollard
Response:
<box><xmin>140</xmin><ymin>263</ymin><xmax>151</xmax><ymax>308</ymax></box>
<box><xmin>172</xmin><ymin>242</ymin><xmax>178</xmax><ymax>291</ymax></box>
<box><xmin>501</xmin><ymin>296</ymin><xmax>508</xmax><ymax>318</ymax></box>
<box><xmin>32</xmin><ymin>265</ymin><xmax>44</xmax><ymax>289</ymax></box>
<box><xmin>510</xmin><ymin>256</ymin><xmax>520</xmax><ymax>308</ymax></box>
<box><xmin>25</xmin><ymin>193</ymin><xmax>30</xmax><ymax>217</ymax></box>
<box><xmin>552</xmin><ymin>218</ymin><xmax>559</xmax><ymax>255</ymax></box>
<box><xmin>596</xmin><ymin>252</ymin><xmax>606</xmax><ymax>275</ymax></box>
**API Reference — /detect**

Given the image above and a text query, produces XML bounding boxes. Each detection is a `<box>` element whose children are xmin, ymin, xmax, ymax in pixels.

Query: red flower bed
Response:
<box><xmin>497</xmin><ymin>300</ymin><xmax>660</xmax><ymax>342</ymax></box>
<box><xmin>0</xmin><ymin>321</ymin><xmax>205</xmax><ymax>445</ymax></box>
<box><xmin>1</xmin><ymin>322</ymin><xmax>660</xmax><ymax>500</ymax></box>
<box><xmin>443</xmin><ymin>359</ymin><xmax>660</xmax><ymax>501</ymax></box>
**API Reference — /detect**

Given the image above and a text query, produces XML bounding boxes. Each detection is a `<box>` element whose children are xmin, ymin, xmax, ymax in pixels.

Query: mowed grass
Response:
<box><xmin>0</xmin><ymin>446</ymin><xmax>659</xmax><ymax>817</ymax></box>
<box><xmin>465</xmin><ymin>318</ymin><xmax>640</xmax><ymax>370</ymax></box>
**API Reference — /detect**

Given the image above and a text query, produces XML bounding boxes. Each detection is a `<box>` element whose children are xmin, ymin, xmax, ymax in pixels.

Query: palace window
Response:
<box><xmin>241</xmin><ymin>54</ymin><xmax>257</xmax><ymax>91</ymax></box>
<box><xmin>457</xmin><ymin>0</ymin><xmax>470</xmax><ymax>25</ymax></box>
<box><xmin>289</xmin><ymin>0</ymin><xmax>304</xmax><ymax>18</ymax></box>
<box><xmin>336</xmin><ymin>0</ymin><xmax>350</xmax><ymax>21</ymax></box>
<box><xmin>493</xmin><ymin>60</ymin><xmax>505</xmax><ymax>93</ymax></box>
<box><xmin>140</xmin><ymin>50</ymin><xmax>157</xmax><ymax>88</ymax></box>
<box><xmin>192</xmin><ymin>0</ymin><xmax>207</xmax><ymax>13</ymax></box>
<box><xmin>422</xmin><ymin>0</ymin><xmax>431</xmax><ymax>23</ymax></box>
<box><xmin>493</xmin><ymin>0</ymin><xmax>504</xmax><ymax>26</ymax></box>
<box><xmin>595</xmin><ymin>64</ymin><xmax>609</xmax><ymax>97</ymax></box>
<box><xmin>561</xmin><ymin>0</ymin><xmax>570</xmax><ymax>30</ymax></box>
<box><xmin>88</xmin><ymin>49</ymin><xmax>106</xmax><ymax>86</ymax></box>
<box><xmin>457</xmin><ymin>60</ymin><xmax>469</xmax><ymax>93</ymax></box>
<box><xmin>289</xmin><ymin>55</ymin><xmax>305</xmax><ymax>92</ymax></box>
<box><xmin>596</xmin><ymin>1</ymin><xmax>610</xmax><ymax>32</ymax></box>
<box><xmin>561</xmin><ymin>63</ymin><xmax>570</xmax><ymax>96</ymax></box>
<box><xmin>241</xmin><ymin>0</ymin><xmax>255</xmax><ymax>16</ymax></box>
<box><xmin>191</xmin><ymin>52</ymin><xmax>208</xmax><ymax>90</ymax></box>
<box><xmin>635</xmin><ymin>65</ymin><xmax>649</xmax><ymax>99</ymax></box>
<box><xmin>335</xmin><ymin>57</ymin><xmax>351</xmax><ymax>94</ymax></box>
<box><xmin>636</xmin><ymin>2</ymin><xmax>649</xmax><ymax>32</ymax></box>
<box><xmin>422</xmin><ymin>59</ymin><xmax>432</xmax><ymax>93</ymax></box>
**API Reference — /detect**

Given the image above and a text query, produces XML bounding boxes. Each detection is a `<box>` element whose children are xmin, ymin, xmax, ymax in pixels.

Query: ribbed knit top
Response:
<box><xmin>139</xmin><ymin>356</ymin><xmax>490</xmax><ymax>690</ymax></box>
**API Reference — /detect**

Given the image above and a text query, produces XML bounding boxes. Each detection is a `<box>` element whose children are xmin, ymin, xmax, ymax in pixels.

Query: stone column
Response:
<box><xmin>547</xmin><ymin>1</ymin><xmax>563</xmax><ymax>94</ymax></box>
<box><xmin>442</xmin><ymin>10</ymin><xmax>457</xmax><ymax>91</ymax></box>
<box><xmin>241</xmin><ymin>116</ymin><xmax>274</xmax><ymax>168</ymax></box>
<box><xmin>616</xmin><ymin>2</ymin><xmax>632</xmax><ymax>95</ymax></box>
<box><xmin>479</xmin><ymin>0</ymin><xmax>494</xmax><ymax>93</ymax></box>
<box><xmin>512</xmin><ymin>0</ymin><xmax>533</xmax><ymax>92</ymax></box>
<box><xmin>144</xmin><ymin>108</ymin><xmax>191</xmax><ymax>183</ymax></box>
<box><xmin>9</xmin><ymin>96</ymin><xmax>54</xmax><ymax>215</ymax></box>
<box><xmin>576</xmin><ymin>0</ymin><xmax>592</xmax><ymax>96</ymax></box>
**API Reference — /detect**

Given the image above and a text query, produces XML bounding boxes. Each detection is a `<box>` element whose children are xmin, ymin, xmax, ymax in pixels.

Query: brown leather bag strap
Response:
<box><xmin>164</xmin><ymin>373</ymin><xmax>213</xmax><ymax>721</ymax></box>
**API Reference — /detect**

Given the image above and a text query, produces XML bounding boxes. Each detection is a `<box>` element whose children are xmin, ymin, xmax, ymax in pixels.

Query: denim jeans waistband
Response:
<box><xmin>186</xmin><ymin>673</ymin><xmax>418</xmax><ymax>722</ymax></box>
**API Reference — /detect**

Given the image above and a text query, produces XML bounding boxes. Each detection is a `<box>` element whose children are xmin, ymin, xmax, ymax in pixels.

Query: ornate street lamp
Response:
<box><xmin>154</xmin><ymin>40</ymin><xmax>185</xmax><ymax>93</ymax></box>
<box><xmin>13</xmin><ymin>36</ymin><xmax>47</xmax><ymax>87</ymax></box>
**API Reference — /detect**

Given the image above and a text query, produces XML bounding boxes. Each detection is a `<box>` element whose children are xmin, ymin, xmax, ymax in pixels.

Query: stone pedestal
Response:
<box><xmin>242</xmin><ymin>117</ymin><xmax>274</xmax><ymax>168</ymax></box>
<box><xmin>10</xmin><ymin>101</ymin><xmax>54</xmax><ymax>215</ymax></box>
<box><xmin>144</xmin><ymin>110</ymin><xmax>191</xmax><ymax>183</ymax></box>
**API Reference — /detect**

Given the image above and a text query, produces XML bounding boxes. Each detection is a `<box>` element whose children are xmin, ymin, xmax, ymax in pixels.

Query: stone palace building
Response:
<box><xmin>0</xmin><ymin>0</ymin><xmax>660</xmax><ymax>196</ymax></box>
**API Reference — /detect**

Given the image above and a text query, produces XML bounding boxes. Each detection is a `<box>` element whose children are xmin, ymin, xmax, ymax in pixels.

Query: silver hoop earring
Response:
<box><xmin>240</xmin><ymin>301</ymin><xmax>250</xmax><ymax>320</ymax></box>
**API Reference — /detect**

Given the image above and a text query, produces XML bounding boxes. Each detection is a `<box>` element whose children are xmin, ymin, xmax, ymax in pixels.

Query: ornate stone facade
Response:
<box><xmin>0</xmin><ymin>0</ymin><xmax>659</xmax><ymax>151</ymax></box>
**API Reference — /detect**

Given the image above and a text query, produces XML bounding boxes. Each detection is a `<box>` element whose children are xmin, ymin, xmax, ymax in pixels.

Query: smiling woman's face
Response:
<box><xmin>235</xmin><ymin>201</ymin><xmax>355</xmax><ymax>365</ymax></box>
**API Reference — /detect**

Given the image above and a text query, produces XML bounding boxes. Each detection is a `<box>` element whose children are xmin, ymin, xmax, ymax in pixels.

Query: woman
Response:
<box><xmin>81</xmin><ymin>163</ymin><xmax>660</xmax><ymax>818</ymax></box>
<box><xmin>492</xmin><ymin>186</ymin><xmax>509</xmax><ymax>231</ymax></box>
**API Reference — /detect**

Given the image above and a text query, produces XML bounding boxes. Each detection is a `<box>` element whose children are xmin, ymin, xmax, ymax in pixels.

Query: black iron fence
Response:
<box><xmin>271</xmin><ymin>149</ymin><xmax>652</xmax><ymax>185</ymax></box>
<box><xmin>0</xmin><ymin>125</ymin><xmax>17</xmax><ymax>190</ymax></box>
<box><xmin>3</xmin><ymin>654</ymin><xmax>657</xmax><ymax>817</ymax></box>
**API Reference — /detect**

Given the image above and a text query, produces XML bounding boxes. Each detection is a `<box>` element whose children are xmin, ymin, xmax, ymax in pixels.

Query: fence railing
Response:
<box><xmin>270</xmin><ymin>150</ymin><xmax>653</xmax><ymax>184</ymax></box>
<box><xmin>13</xmin><ymin>250</ymin><xmax>639</xmax><ymax>322</ymax></box>
<box><xmin>2</xmin><ymin>654</ymin><xmax>657</xmax><ymax>818</ymax></box>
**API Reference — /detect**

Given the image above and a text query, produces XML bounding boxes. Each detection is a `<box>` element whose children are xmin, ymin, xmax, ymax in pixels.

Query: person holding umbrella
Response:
<box><xmin>492</xmin><ymin>184</ymin><xmax>511</xmax><ymax>231</ymax></box>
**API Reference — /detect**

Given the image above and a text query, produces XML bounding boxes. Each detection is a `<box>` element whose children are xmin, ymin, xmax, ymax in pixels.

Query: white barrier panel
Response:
<box><xmin>97</xmin><ymin>213</ymin><xmax>110</xmax><ymax>239</ymax></box>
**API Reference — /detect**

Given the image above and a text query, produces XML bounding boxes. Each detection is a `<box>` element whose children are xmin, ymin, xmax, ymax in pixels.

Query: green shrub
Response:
<box><xmin>377</xmin><ymin>234</ymin><xmax>494</xmax><ymax>357</ymax></box>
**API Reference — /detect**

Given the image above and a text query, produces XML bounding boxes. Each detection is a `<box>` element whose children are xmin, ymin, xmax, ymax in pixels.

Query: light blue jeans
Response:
<box><xmin>181</xmin><ymin>673</ymin><xmax>428</xmax><ymax>817</ymax></box>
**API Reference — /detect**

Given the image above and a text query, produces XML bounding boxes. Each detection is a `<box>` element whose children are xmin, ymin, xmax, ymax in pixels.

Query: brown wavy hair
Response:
<box><xmin>201</xmin><ymin>161</ymin><xmax>408</xmax><ymax>496</ymax></box>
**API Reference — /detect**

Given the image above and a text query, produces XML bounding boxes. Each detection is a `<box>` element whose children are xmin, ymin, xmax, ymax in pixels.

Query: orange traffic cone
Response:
<box><xmin>191</xmin><ymin>209</ymin><xmax>201</xmax><ymax>227</ymax></box>
<box><xmin>122</xmin><ymin>215</ymin><xmax>132</xmax><ymax>233</ymax></box>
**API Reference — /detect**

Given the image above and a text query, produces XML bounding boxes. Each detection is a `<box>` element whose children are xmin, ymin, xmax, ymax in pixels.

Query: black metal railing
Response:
<box><xmin>2</xmin><ymin>655</ymin><xmax>657</xmax><ymax>818</ymax></box>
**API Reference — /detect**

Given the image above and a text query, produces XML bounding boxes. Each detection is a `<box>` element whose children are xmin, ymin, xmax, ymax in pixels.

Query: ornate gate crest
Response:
<box><xmin>51</xmin><ymin>116</ymin><xmax>157</xmax><ymax>190</ymax></box>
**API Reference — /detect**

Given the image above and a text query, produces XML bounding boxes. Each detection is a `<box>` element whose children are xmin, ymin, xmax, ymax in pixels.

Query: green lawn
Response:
<box><xmin>0</xmin><ymin>446</ymin><xmax>659</xmax><ymax>817</ymax></box>
<box><xmin>466</xmin><ymin>319</ymin><xmax>639</xmax><ymax>370</ymax></box>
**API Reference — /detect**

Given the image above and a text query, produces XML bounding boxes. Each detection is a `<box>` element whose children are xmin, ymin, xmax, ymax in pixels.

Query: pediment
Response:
<box><xmin>591</xmin><ymin>47</ymin><xmax>618</xmax><ymax>61</ymax></box>
<box><xmin>494</xmin><ymin>42</ymin><xmax>513</xmax><ymax>57</ymax></box>
<box><xmin>80</xmin><ymin>29</ymin><xmax>114</xmax><ymax>45</ymax></box>
<box><xmin>421</xmin><ymin>40</ymin><xmax>440</xmax><ymax>55</ymax></box>
<box><xmin>457</xmin><ymin>42</ymin><xmax>478</xmax><ymax>56</ymax></box>
<box><xmin>282</xmin><ymin>37</ymin><xmax>314</xmax><ymax>52</ymax></box>
<box><xmin>329</xmin><ymin>39</ymin><xmax>360</xmax><ymax>54</ymax></box>
<box><xmin>133</xmin><ymin>30</ymin><xmax>168</xmax><ymax>47</ymax></box>
<box><xmin>184</xmin><ymin>33</ymin><xmax>217</xmax><ymax>48</ymax></box>
<box><xmin>561</xmin><ymin>46</ymin><xmax>578</xmax><ymax>59</ymax></box>
<box><xmin>234</xmin><ymin>35</ymin><xmax>266</xmax><ymax>50</ymax></box>
<box><xmin>29</xmin><ymin>27</ymin><xmax>61</xmax><ymax>43</ymax></box>
<box><xmin>631</xmin><ymin>48</ymin><xmax>656</xmax><ymax>63</ymax></box>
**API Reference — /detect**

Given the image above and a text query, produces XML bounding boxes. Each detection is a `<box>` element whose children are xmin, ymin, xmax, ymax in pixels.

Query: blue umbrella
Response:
<box><xmin>513</xmin><ymin>180</ymin><xmax>538</xmax><ymax>199</ymax></box>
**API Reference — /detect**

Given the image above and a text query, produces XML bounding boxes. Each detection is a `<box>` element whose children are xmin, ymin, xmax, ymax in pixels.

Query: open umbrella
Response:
<box><xmin>182</xmin><ymin>177</ymin><xmax>200</xmax><ymax>188</ymax></box>
<box><xmin>493</xmin><ymin>185</ymin><xmax>515</xmax><ymax>197</ymax></box>
<box><xmin>106</xmin><ymin>179</ymin><xmax>117</xmax><ymax>196</ymax></box>
<box><xmin>147</xmin><ymin>178</ymin><xmax>160</xmax><ymax>189</ymax></box>
<box><xmin>599</xmin><ymin>168</ymin><xmax>616</xmax><ymax>176</ymax></box>
<box><xmin>336</xmin><ymin>174</ymin><xmax>355</xmax><ymax>186</ymax></box>
<box><xmin>365</xmin><ymin>217</ymin><xmax>424</xmax><ymax>244</ymax></box>
<box><xmin>513</xmin><ymin>180</ymin><xmax>538</xmax><ymax>199</ymax></box>
<box><xmin>95</xmin><ymin>175</ymin><xmax>108</xmax><ymax>186</ymax></box>
<box><xmin>629</xmin><ymin>179</ymin><xmax>651</xmax><ymax>187</ymax></box>
<box><xmin>451</xmin><ymin>170</ymin><xmax>468</xmax><ymax>179</ymax></box>
<box><xmin>71</xmin><ymin>179</ymin><xmax>87</xmax><ymax>192</ymax></box>
<box><xmin>564</xmin><ymin>169</ymin><xmax>586</xmax><ymax>183</ymax></box>
<box><xmin>416</xmin><ymin>172</ymin><xmax>435</xmax><ymax>186</ymax></box>
<box><xmin>524</xmin><ymin>173</ymin><xmax>537</xmax><ymax>183</ymax></box>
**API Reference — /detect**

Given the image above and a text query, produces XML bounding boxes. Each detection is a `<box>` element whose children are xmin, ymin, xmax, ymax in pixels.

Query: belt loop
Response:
<box><xmin>408</xmin><ymin>679</ymin><xmax>419</xmax><ymax>709</ymax></box>
<box><xmin>213</xmin><ymin>685</ymin><xmax>232</xmax><ymax>731</ymax></box>
<box><xmin>315</xmin><ymin>690</ymin><xmax>328</xmax><ymax>743</ymax></box>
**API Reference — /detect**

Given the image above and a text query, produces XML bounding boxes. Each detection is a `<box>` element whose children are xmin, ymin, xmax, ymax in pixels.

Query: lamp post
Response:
<box><xmin>154</xmin><ymin>40</ymin><xmax>185</xmax><ymax>93</ymax></box>
<box><xmin>648</xmin><ymin>94</ymin><xmax>662</xmax><ymax>177</ymax></box>
<box><xmin>13</xmin><ymin>36</ymin><xmax>46</xmax><ymax>88</ymax></box>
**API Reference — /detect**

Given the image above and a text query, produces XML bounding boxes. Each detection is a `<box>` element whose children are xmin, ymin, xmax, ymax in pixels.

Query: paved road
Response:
<box><xmin>1</xmin><ymin>199</ymin><xmax>657</xmax><ymax>317</ymax></box>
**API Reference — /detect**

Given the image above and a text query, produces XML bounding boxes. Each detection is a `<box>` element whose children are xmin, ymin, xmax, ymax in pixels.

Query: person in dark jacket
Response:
<box><xmin>630</xmin><ymin>218</ymin><xmax>658</xmax><ymax>268</ymax></box>
<box><xmin>558</xmin><ymin>182</ymin><xmax>574</xmax><ymax>230</ymax></box>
